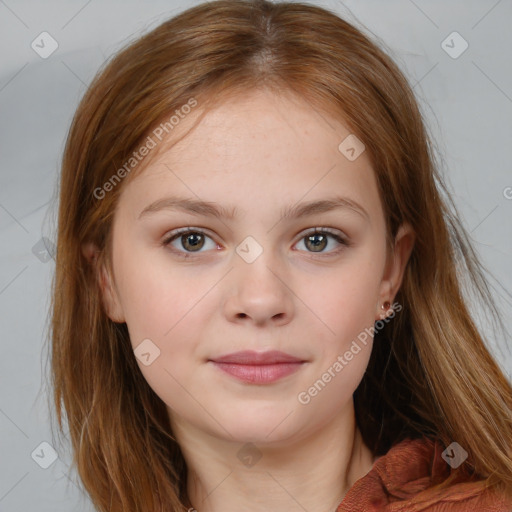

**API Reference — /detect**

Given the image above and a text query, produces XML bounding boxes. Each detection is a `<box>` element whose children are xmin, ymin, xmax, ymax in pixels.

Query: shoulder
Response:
<box><xmin>338</xmin><ymin>437</ymin><xmax>512</xmax><ymax>512</ymax></box>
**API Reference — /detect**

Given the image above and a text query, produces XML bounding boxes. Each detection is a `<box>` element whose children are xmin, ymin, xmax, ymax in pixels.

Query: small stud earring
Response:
<box><xmin>380</xmin><ymin>301</ymin><xmax>392</xmax><ymax>319</ymax></box>
<box><xmin>381</xmin><ymin>301</ymin><xmax>391</xmax><ymax>311</ymax></box>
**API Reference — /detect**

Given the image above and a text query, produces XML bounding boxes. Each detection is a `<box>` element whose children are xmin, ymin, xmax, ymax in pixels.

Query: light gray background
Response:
<box><xmin>1</xmin><ymin>0</ymin><xmax>511</xmax><ymax>510</ymax></box>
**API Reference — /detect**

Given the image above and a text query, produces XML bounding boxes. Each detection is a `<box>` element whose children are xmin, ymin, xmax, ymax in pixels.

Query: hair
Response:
<box><xmin>46</xmin><ymin>0</ymin><xmax>512</xmax><ymax>510</ymax></box>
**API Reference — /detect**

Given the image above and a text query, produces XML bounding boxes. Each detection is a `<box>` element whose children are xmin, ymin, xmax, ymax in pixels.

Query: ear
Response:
<box><xmin>376</xmin><ymin>223</ymin><xmax>415</xmax><ymax>320</ymax></box>
<box><xmin>82</xmin><ymin>242</ymin><xmax>126</xmax><ymax>323</ymax></box>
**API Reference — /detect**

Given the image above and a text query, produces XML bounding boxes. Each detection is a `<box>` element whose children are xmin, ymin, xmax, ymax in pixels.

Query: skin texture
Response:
<box><xmin>92</xmin><ymin>88</ymin><xmax>414</xmax><ymax>511</ymax></box>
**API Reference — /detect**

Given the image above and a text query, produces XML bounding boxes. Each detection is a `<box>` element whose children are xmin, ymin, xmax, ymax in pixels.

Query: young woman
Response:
<box><xmin>48</xmin><ymin>1</ymin><xmax>512</xmax><ymax>510</ymax></box>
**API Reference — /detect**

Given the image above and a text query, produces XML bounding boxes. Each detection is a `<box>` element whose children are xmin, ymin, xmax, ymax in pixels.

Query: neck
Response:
<box><xmin>171</xmin><ymin>405</ymin><xmax>375</xmax><ymax>512</ymax></box>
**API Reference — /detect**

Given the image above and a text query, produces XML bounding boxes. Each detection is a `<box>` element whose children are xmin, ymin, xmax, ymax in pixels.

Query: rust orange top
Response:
<box><xmin>337</xmin><ymin>437</ymin><xmax>512</xmax><ymax>512</ymax></box>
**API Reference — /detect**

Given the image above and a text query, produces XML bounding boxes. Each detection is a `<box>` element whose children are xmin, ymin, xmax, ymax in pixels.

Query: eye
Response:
<box><xmin>162</xmin><ymin>226</ymin><xmax>350</xmax><ymax>258</ymax></box>
<box><xmin>294</xmin><ymin>228</ymin><xmax>349</xmax><ymax>255</ymax></box>
<box><xmin>162</xmin><ymin>228</ymin><xmax>218</xmax><ymax>256</ymax></box>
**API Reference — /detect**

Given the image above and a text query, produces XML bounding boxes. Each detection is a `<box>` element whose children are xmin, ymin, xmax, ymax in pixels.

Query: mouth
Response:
<box><xmin>208</xmin><ymin>350</ymin><xmax>306</xmax><ymax>384</ymax></box>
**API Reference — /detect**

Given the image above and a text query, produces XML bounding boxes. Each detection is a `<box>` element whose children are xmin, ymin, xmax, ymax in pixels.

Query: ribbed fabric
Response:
<box><xmin>337</xmin><ymin>437</ymin><xmax>512</xmax><ymax>511</ymax></box>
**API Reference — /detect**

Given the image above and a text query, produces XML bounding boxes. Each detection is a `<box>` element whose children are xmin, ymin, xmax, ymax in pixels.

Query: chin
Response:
<box><xmin>212</xmin><ymin>408</ymin><xmax>304</xmax><ymax>446</ymax></box>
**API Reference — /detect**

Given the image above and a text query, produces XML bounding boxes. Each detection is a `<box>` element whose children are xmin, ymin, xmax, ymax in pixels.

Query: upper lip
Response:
<box><xmin>209</xmin><ymin>350</ymin><xmax>304</xmax><ymax>365</ymax></box>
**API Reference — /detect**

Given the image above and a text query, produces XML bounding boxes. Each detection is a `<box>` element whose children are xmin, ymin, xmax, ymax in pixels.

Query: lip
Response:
<box><xmin>208</xmin><ymin>350</ymin><xmax>306</xmax><ymax>384</ymax></box>
<box><xmin>210</xmin><ymin>350</ymin><xmax>304</xmax><ymax>365</ymax></box>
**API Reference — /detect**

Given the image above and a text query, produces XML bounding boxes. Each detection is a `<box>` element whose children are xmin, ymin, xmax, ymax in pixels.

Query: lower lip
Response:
<box><xmin>211</xmin><ymin>362</ymin><xmax>304</xmax><ymax>384</ymax></box>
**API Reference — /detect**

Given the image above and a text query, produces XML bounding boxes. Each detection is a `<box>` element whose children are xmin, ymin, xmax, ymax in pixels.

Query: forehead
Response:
<box><xmin>118</xmin><ymin>88</ymin><xmax>382</xmax><ymax>223</ymax></box>
<box><xmin>163</xmin><ymin>88</ymin><xmax>356</xmax><ymax>165</ymax></box>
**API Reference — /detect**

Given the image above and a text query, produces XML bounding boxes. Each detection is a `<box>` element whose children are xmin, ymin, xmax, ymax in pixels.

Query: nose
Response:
<box><xmin>222</xmin><ymin>250</ymin><xmax>294</xmax><ymax>328</ymax></box>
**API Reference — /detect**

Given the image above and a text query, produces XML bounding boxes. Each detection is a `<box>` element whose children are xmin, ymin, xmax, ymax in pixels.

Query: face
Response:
<box><xmin>96</xmin><ymin>88</ymin><xmax>412</xmax><ymax>446</ymax></box>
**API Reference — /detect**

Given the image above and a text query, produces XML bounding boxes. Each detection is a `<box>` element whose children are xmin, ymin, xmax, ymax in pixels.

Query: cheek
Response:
<box><xmin>116</xmin><ymin>261</ymin><xmax>212</xmax><ymax>413</ymax></box>
<box><xmin>294</xmin><ymin>263</ymin><xmax>379</xmax><ymax>412</ymax></box>
<box><xmin>296</xmin><ymin>253</ymin><xmax>384</xmax><ymax>354</ymax></box>
<box><xmin>114</xmin><ymin>245</ymin><xmax>211</xmax><ymax>345</ymax></box>
<box><xmin>114</xmin><ymin>254</ymin><xmax>224</xmax><ymax>379</ymax></box>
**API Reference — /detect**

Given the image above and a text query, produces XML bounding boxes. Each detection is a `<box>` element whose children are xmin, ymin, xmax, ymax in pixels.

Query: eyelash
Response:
<box><xmin>161</xmin><ymin>226</ymin><xmax>350</xmax><ymax>258</ymax></box>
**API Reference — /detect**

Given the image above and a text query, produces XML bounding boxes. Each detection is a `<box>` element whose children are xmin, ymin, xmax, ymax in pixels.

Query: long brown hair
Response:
<box><xmin>46</xmin><ymin>0</ymin><xmax>512</xmax><ymax>510</ymax></box>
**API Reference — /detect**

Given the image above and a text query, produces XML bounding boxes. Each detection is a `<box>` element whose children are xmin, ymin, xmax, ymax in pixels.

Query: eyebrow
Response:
<box><xmin>138</xmin><ymin>195</ymin><xmax>369</xmax><ymax>221</ymax></box>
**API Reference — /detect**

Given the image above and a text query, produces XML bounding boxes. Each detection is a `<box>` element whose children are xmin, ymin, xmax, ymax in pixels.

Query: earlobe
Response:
<box><xmin>81</xmin><ymin>242</ymin><xmax>126</xmax><ymax>323</ymax></box>
<box><xmin>82</xmin><ymin>241</ymin><xmax>100</xmax><ymax>264</ymax></box>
